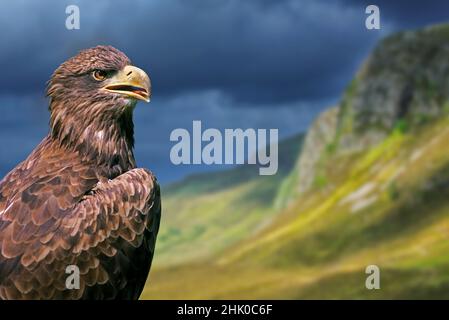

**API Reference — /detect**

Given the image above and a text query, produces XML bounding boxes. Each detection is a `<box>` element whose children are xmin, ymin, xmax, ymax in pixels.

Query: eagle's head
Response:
<box><xmin>46</xmin><ymin>46</ymin><xmax>151</xmax><ymax>154</ymax></box>
<box><xmin>48</xmin><ymin>45</ymin><xmax>150</xmax><ymax>112</ymax></box>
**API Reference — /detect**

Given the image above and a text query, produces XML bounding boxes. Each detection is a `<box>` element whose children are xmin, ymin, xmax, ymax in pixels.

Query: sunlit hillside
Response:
<box><xmin>142</xmin><ymin>24</ymin><xmax>449</xmax><ymax>299</ymax></box>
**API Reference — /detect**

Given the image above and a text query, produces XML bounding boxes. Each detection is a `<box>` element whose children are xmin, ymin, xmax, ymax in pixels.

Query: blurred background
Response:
<box><xmin>2</xmin><ymin>0</ymin><xmax>449</xmax><ymax>299</ymax></box>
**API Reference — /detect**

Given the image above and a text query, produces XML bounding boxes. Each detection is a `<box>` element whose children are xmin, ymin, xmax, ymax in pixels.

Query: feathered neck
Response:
<box><xmin>49</xmin><ymin>99</ymin><xmax>137</xmax><ymax>176</ymax></box>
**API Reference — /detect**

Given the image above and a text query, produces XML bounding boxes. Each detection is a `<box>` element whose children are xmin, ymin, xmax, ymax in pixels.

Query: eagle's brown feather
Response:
<box><xmin>0</xmin><ymin>46</ymin><xmax>160</xmax><ymax>300</ymax></box>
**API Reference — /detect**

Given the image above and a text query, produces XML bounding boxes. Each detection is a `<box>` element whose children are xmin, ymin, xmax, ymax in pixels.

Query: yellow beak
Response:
<box><xmin>103</xmin><ymin>65</ymin><xmax>151</xmax><ymax>102</ymax></box>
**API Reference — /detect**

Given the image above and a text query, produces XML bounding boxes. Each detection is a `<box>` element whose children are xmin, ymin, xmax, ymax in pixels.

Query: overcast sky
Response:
<box><xmin>0</xmin><ymin>0</ymin><xmax>448</xmax><ymax>183</ymax></box>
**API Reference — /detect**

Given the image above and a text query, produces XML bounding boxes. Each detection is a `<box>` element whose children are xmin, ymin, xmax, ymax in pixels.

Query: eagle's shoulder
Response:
<box><xmin>0</xmin><ymin>144</ymin><xmax>161</xmax><ymax>299</ymax></box>
<box><xmin>0</xmin><ymin>136</ymin><xmax>98</xmax><ymax>217</ymax></box>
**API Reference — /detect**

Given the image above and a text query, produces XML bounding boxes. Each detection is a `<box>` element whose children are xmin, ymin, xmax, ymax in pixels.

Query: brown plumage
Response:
<box><xmin>0</xmin><ymin>46</ymin><xmax>161</xmax><ymax>300</ymax></box>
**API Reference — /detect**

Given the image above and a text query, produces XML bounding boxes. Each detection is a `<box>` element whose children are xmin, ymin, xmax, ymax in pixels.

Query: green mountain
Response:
<box><xmin>142</xmin><ymin>24</ymin><xmax>449</xmax><ymax>299</ymax></box>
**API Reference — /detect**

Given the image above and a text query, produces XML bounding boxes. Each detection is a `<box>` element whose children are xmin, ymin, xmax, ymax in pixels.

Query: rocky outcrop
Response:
<box><xmin>338</xmin><ymin>24</ymin><xmax>449</xmax><ymax>151</ymax></box>
<box><xmin>296</xmin><ymin>106</ymin><xmax>339</xmax><ymax>194</ymax></box>
<box><xmin>295</xmin><ymin>24</ymin><xmax>449</xmax><ymax>194</ymax></box>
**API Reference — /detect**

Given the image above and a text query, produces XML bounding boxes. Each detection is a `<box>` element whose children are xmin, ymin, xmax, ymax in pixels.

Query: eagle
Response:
<box><xmin>0</xmin><ymin>46</ymin><xmax>161</xmax><ymax>300</ymax></box>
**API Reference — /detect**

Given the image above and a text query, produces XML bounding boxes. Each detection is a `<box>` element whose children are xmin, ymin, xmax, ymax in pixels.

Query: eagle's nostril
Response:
<box><xmin>126</xmin><ymin>71</ymin><xmax>132</xmax><ymax>76</ymax></box>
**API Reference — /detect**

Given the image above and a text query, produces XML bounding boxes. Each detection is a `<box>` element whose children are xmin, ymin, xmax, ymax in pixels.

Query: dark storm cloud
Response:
<box><xmin>0</xmin><ymin>0</ymin><xmax>383</xmax><ymax>106</ymax></box>
<box><xmin>1</xmin><ymin>0</ymin><xmax>448</xmax><ymax>106</ymax></box>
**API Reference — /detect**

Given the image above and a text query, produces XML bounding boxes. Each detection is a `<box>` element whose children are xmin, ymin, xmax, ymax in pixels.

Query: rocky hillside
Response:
<box><xmin>338</xmin><ymin>24</ymin><xmax>449</xmax><ymax>151</ymax></box>
<box><xmin>142</xmin><ymin>24</ymin><xmax>449</xmax><ymax>299</ymax></box>
<box><xmin>286</xmin><ymin>24</ymin><xmax>449</xmax><ymax>199</ymax></box>
<box><xmin>295</xmin><ymin>107</ymin><xmax>339</xmax><ymax>195</ymax></box>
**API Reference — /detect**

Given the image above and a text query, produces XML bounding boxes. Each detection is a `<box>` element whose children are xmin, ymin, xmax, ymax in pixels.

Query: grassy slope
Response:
<box><xmin>153</xmin><ymin>133</ymin><xmax>303</xmax><ymax>266</ymax></box>
<box><xmin>142</xmin><ymin>116</ymin><xmax>449</xmax><ymax>299</ymax></box>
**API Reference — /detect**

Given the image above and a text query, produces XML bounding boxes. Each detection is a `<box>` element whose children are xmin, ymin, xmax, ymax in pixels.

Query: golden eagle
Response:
<box><xmin>0</xmin><ymin>46</ymin><xmax>161</xmax><ymax>300</ymax></box>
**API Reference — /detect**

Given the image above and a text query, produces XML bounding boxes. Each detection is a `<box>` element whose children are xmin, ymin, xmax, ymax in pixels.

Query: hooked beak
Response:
<box><xmin>103</xmin><ymin>65</ymin><xmax>151</xmax><ymax>102</ymax></box>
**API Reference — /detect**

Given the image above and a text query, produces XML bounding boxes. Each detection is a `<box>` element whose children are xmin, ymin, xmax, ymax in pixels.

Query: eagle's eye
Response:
<box><xmin>93</xmin><ymin>70</ymin><xmax>107</xmax><ymax>81</ymax></box>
